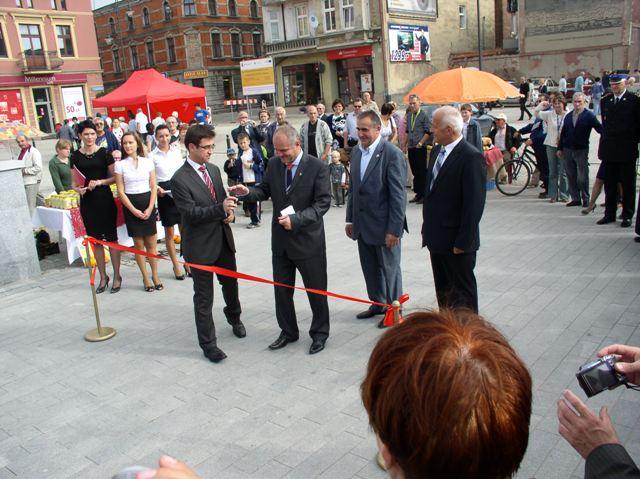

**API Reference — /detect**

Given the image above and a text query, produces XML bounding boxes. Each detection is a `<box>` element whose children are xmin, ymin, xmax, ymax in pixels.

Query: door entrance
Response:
<box><xmin>32</xmin><ymin>87</ymin><xmax>54</xmax><ymax>133</ymax></box>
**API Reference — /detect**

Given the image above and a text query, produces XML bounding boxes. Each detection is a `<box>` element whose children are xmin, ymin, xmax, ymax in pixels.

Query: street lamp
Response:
<box><xmin>476</xmin><ymin>0</ymin><xmax>482</xmax><ymax>70</ymax></box>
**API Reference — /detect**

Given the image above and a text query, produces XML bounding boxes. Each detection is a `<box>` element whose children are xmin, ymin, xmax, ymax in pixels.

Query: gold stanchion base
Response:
<box><xmin>84</xmin><ymin>327</ymin><xmax>116</xmax><ymax>342</ymax></box>
<box><xmin>376</xmin><ymin>451</ymin><xmax>388</xmax><ymax>471</ymax></box>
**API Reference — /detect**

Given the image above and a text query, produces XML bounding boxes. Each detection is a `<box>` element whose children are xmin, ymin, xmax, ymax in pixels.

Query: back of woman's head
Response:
<box><xmin>361</xmin><ymin>310</ymin><xmax>532</xmax><ymax>479</ymax></box>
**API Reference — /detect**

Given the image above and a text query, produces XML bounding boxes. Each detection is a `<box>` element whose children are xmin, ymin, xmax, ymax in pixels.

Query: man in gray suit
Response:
<box><xmin>346</xmin><ymin>110</ymin><xmax>407</xmax><ymax>327</ymax></box>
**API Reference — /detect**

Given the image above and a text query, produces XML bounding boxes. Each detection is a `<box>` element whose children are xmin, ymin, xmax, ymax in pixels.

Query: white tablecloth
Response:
<box><xmin>32</xmin><ymin>206</ymin><xmax>165</xmax><ymax>264</ymax></box>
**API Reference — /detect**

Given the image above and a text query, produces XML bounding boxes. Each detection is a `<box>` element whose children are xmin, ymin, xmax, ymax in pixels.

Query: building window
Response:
<box><xmin>127</xmin><ymin>14</ymin><xmax>134</xmax><ymax>31</ymax></box>
<box><xmin>51</xmin><ymin>0</ymin><xmax>57</xmax><ymax>9</ymax></box>
<box><xmin>323</xmin><ymin>0</ymin><xmax>336</xmax><ymax>32</ymax></box>
<box><xmin>167</xmin><ymin>37</ymin><xmax>176</xmax><ymax>63</ymax></box>
<box><xmin>249</xmin><ymin>0</ymin><xmax>258</xmax><ymax>17</ymax></box>
<box><xmin>341</xmin><ymin>0</ymin><xmax>354</xmax><ymax>29</ymax></box>
<box><xmin>60</xmin><ymin>0</ymin><xmax>66</xmax><ymax>9</ymax></box>
<box><xmin>164</xmin><ymin>1</ymin><xmax>172</xmax><ymax>21</ymax></box>
<box><xmin>142</xmin><ymin>8</ymin><xmax>150</xmax><ymax>26</ymax></box>
<box><xmin>458</xmin><ymin>5</ymin><xmax>467</xmax><ymax>29</ymax></box>
<box><xmin>252</xmin><ymin>32</ymin><xmax>261</xmax><ymax>57</ymax></box>
<box><xmin>16</xmin><ymin>0</ymin><xmax>33</xmax><ymax>7</ymax></box>
<box><xmin>208</xmin><ymin>0</ymin><xmax>217</xmax><ymax>15</ymax></box>
<box><xmin>184</xmin><ymin>0</ymin><xmax>196</xmax><ymax>16</ymax></box>
<box><xmin>230</xmin><ymin>31</ymin><xmax>241</xmax><ymax>58</ymax></box>
<box><xmin>269</xmin><ymin>10</ymin><xmax>280</xmax><ymax>41</ymax></box>
<box><xmin>0</xmin><ymin>28</ymin><xmax>7</xmax><ymax>57</ymax></box>
<box><xmin>19</xmin><ymin>24</ymin><xmax>42</xmax><ymax>55</ymax></box>
<box><xmin>109</xmin><ymin>17</ymin><xmax>116</xmax><ymax>35</ymax></box>
<box><xmin>228</xmin><ymin>0</ymin><xmax>237</xmax><ymax>17</ymax></box>
<box><xmin>113</xmin><ymin>48</ymin><xmax>121</xmax><ymax>72</ymax></box>
<box><xmin>146</xmin><ymin>39</ymin><xmax>154</xmax><ymax>65</ymax></box>
<box><xmin>296</xmin><ymin>5</ymin><xmax>308</xmax><ymax>37</ymax></box>
<box><xmin>56</xmin><ymin>25</ymin><xmax>74</xmax><ymax>56</ymax></box>
<box><xmin>130</xmin><ymin>45</ymin><xmax>139</xmax><ymax>69</ymax></box>
<box><xmin>211</xmin><ymin>32</ymin><xmax>222</xmax><ymax>58</ymax></box>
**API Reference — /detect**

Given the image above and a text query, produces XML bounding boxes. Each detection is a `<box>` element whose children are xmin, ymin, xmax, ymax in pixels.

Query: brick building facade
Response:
<box><xmin>93</xmin><ymin>0</ymin><xmax>263</xmax><ymax>113</ymax></box>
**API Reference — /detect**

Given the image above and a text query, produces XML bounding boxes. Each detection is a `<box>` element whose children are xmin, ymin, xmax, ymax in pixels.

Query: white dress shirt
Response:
<box><xmin>114</xmin><ymin>156</ymin><xmax>154</xmax><ymax>194</ymax></box>
<box><xmin>151</xmin><ymin>147</ymin><xmax>184</xmax><ymax>182</ymax></box>
<box><xmin>437</xmin><ymin>135</ymin><xmax>464</xmax><ymax>167</ymax></box>
<box><xmin>358</xmin><ymin>134</ymin><xmax>382</xmax><ymax>180</ymax></box>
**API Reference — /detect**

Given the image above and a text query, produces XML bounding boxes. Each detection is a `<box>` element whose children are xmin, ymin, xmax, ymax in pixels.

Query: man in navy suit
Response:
<box><xmin>346</xmin><ymin>110</ymin><xmax>407</xmax><ymax>327</ymax></box>
<box><xmin>422</xmin><ymin>106</ymin><xmax>486</xmax><ymax>313</ymax></box>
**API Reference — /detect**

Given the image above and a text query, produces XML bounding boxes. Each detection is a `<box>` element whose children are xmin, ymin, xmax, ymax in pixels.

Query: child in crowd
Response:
<box><xmin>223</xmin><ymin>148</ymin><xmax>242</xmax><ymax>187</ymax></box>
<box><xmin>329</xmin><ymin>150</ymin><xmax>346</xmax><ymax>207</ymax></box>
<box><xmin>237</xmin><ymin>132</ymin><xmax>264</xmax><ymax>228</ymax></box>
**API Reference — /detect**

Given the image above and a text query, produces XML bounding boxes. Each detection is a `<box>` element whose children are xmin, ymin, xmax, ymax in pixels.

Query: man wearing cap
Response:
<box><xmin>488</xmin><ymin>114</ymin><xmax>521</xmax><ymax>183</ymax></box>
<box><xmin>597</xmin><ymin>74</ymin><xmax>640</xmax><ymax>228</ymax></box>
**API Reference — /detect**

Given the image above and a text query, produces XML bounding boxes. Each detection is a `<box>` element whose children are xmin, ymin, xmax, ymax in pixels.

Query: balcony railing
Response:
<box><xmin>17</xmin><ymin>51</ymin><xmax>64</xmax><ymax>73</ymax></box>
<box><xmin>265</xmin><ymin>37</ymin><xmax>318</xmax><ymax>55</ymax></box>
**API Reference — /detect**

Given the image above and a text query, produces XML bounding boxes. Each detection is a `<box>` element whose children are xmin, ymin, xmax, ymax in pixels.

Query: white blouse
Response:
<box><xmin>380</xmin><ymin>116</ymin><xmax>396</xmax><ymax>141</ymax></box>
<box><xmin>537</xmin><ymin>109</ymin><xmax>567</xmax><ymax>148</ymax></box>
<box><xmin>151</xmin><ymin>147</ymin><xmax>184</xmax><ymax>182</ymax></box>
<box><xmin>114</xmin><ymin>156</ymin><xmax>154</xmax><ymax>194</ymax></box>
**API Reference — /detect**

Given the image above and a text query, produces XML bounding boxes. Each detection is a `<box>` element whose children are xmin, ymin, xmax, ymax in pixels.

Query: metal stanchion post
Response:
<box><xmin>83</xmin><ymin>239</ymin><xmax>116</xmax><ymax>342</ymax></box>
<box><xmin>392</xmin><ymin>300</ymin><xmax>401</xmax><ymax>325</ymax></box>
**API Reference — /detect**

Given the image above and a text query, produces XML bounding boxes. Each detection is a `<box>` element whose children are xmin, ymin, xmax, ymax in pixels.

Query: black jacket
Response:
<box><xmin>231</xmin><ymin>124</ymin><xmax>264</xmax><ymax>148</ymax></box>
<box><xmin>598</xmin><ymin>91</ymin><xmax>640</xmax><ymax>163</ymax></box>
<box><xmin>586</xmin><ymin>444</ymin><xmax>640</xmax><ymax>479</ymax></box>
<box><xmin>489</xmin><ymin>125</ymin><xmax>521</xmax><ymax>152</ymax></box>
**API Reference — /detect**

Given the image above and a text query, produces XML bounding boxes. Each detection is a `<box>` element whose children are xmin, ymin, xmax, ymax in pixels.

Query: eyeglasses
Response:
<box><xmin>198</xmin><ymin>144</ymin><xmax>214</xmax><ymax>151</ymax></box>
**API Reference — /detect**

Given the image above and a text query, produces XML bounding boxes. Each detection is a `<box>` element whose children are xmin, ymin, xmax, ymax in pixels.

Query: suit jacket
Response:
<box><xmin>346</xmin><ymin>139</ymin><xmax>408</xmax><ymax>245</ymax></box>
<box><xmin>422</xmin><ymin>139</ymin><xmax>487</xmax><ymax>254</ymax></box>
<box><xmin>558</xmin><ymin>109</ymin><xmax>602</xmax><ymax>150</ymax></box>
<box><xmin>243</xmin><ymin>152</ymin><xmax>331</xmax><ymax>260</ymax></box>
<box><xmin>585</xmin><ymin>444</ymin><xmax>640</xmax><ymax>479</ymax></box>
<box><xmin>598</xmin><ymin>91</ymin><xmax>640</xmax><ymax>163</ymax></box>
<box><xmin>170</xmin><ymin>161</ymin><xmax>235</xmax><ymax>265</ymax></box>
<box><xmin>231</xmin><ymin>124</ymin><xmax>264</xmax><ymax>147</ymax></box>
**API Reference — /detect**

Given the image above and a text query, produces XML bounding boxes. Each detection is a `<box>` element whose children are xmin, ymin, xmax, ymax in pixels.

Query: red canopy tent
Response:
<box><xmin>93</xmin><ymin>69</ymin><xmax>206</xmax><ymax>123</ymax></box>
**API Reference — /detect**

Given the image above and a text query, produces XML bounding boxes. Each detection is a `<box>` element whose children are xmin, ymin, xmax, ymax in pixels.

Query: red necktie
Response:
<box><xmin>198</xmin><ymin>164</ymin><xmax>217</xmax><ymax>201</ymax></box>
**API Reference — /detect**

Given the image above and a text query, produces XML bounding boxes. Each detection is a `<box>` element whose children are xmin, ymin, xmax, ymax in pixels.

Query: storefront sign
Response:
<box><xmin>388</xmin><ymin>24</ymin><xmax>431</xmax><ymax>62</ymax></box>
<box><xmin>0</xmin><ymin>73</ymin><xmax>88</xmax><ymax>87</ymax></box>
<box><xmin>326</xmin><ymin>45</ymin><xmax>372</xmax><ymax>60</ymax></box>
<box><xmin>184</xmin><ymin>70</ymin><xmax>209</xmax><ymax>80</ymax></box>
<box><xmin>387</xmin><ymin>0</ymin><xmax>437</xmax><ymax>16</ymax></box>
<box><xmin>0</xmin><ymin>89</ymin><xmax>25</xmax><ymax>123</ymax></box>
<box><xmin>61</xmin><ymin>86</ymin><xmax>87</xmax><ymax>120</ymax></box>
<box><xmin>240</xmin><ymin>57</ymin><xmax>275</xmax><ymax>96</ymax></box>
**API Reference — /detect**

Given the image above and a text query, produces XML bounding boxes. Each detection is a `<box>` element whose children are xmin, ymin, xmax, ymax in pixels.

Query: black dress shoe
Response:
<box><xmin>96</xmin><ymin>276</ymin><xmax>110</xmax><ymax>294</ymax></box>
<box><xmin>621</xmin><ymin>218</ymin><xmax>632</xmax><ymax>227</ymax></box>
<box><xmin>230</xmin><ymin>322</ymin><xmax>246</xmax><ymax>338</ymax></box>
<box><xmin>596</xmin><ymin>217</ymin><xmax>616</xmax><ymax>225</ymax></box>
<box><xmin>634</xmin><ymin>236</ymin><xmax>640</xmax><ymax>243</ymax></box>
<box><xmin>204</xmin><ymin>346</ymin><xmax>227</xmax><ymax>363</ymax></box>
<box><xmin>268</xmin><ymin>333</ymin><xmax>297</xmax><ymax>350</ymax></box>
<box><xmin>356</xmin><ymin>307</ymin><xmax>385</xmax><ymax>319</ymax></box>
<box><xmin>566</xmin><ymin>200</ymin><xmax>581</xmax><ymax>207</ymax></box>
<box><xmin>309</xmin><ymin>339</ymin><xmax>326</xmax><ymax>354</ymax></box>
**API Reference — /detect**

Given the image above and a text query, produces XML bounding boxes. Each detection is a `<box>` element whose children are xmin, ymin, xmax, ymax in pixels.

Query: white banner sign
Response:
<box><xmin>240</xmin><ymin>57</ymin><xmax>276</xmax><ymax>96</ymax></box>
<box><xmin>61</xmin><ymin>86</ymin><xmax>87</xmax><ymax>120</ymax></box>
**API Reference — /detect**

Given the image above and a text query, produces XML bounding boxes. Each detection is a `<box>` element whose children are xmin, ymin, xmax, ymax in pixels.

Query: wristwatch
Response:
<box><xmin>417</xmin><ymin>142</ymin><xmax>423</xmax><ymax>148</ymax></box>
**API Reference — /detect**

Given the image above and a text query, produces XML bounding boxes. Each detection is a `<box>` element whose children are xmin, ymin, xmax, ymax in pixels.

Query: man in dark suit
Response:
<box><xmin>422</xmin><ymin>106</ymin><xmax>486</xmax><ymax>313</ymax></box>
<box><xmin>345</xmin><ymin>110</ymin><xmax>407</xmax><ymax>327</ymax></box>
<box><xmin>597</xmin><ymin>74</ymin><xmax>640</xmax><ymax>228</ymax></box>
<box><xmin>229</xmin><ymin>125</ymin><xmax>332</xmax><ymax>354</ymax></box>
<box><xmin>171</xmin><ymin>125</ymin><xmax>246</xmax><ymax>363</ymax></box>
<box><xmin>231</xmin><ymin>110</ymin><xmax>264</xmax><ymax>148</ymax></box>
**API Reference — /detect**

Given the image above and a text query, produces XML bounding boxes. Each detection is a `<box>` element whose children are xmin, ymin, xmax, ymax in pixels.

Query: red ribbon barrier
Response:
<box><xmin>83</xmin><ymin>236</ymin><xmax>409</xmax><ymax>318</ymax></box>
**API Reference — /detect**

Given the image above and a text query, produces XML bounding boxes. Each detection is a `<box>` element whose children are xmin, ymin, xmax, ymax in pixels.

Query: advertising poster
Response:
<box><xmin>240</xmin><ymin>57</ymin><xmax>276</xmax><ymax>96</ymax></box>
<box><xmin>0</xmin><ymin>90</ymin><xmax>24</xmax><ymax>122</ymax></box>
<box><xmin>388</xmin><ymin>24</ymin><xmax>431</xmax><ymax>62</ymax></box>
<box><xmin>387</xmin><ymin>0</ymin><xmax>436</xmax><ymax>16</ymax></box>
<box><xmin>61</xmin><ymin>86</ymin><xmax>87</xmax><ymax>120</ymax></box>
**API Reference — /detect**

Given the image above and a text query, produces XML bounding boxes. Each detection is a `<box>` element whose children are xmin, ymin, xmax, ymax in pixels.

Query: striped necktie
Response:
<box><xmin>430</xmin><ymin>148</ymin><xmax>446</xmax><ymax>190</ymax></box>
<box><xmin>198</xmin><ymin>164</ymin><xmax>217</xmax><ymax>201</ymax></box>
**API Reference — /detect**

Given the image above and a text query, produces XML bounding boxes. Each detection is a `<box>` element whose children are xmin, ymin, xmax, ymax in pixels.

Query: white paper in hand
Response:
<box><xmin>280</xmin><ymin>205</ymin><xmax>295</xmax><ymax>216</ymax></box>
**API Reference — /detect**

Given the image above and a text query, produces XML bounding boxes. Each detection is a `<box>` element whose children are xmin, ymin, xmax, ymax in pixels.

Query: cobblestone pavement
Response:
<box><xmin>1</xmin><ymin>108</ymin><xmax>639</xmax><ymax>478</ymax></box>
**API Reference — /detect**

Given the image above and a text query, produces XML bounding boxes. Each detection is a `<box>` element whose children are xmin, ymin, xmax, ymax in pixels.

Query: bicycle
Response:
<box><xmin>495</xmin><ymin>142</ymin><xmax>539</xmax><ymax>196</ymax></box>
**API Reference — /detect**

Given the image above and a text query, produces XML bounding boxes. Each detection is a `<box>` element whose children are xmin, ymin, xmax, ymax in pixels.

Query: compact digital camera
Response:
<box><xmin>576</xmin><ymin>354</ymin><xmax>626</xmax><ymax>397</ymax></box>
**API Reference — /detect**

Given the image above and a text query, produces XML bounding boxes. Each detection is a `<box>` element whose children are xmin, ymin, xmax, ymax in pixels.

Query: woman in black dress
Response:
<box><xmin>71</xmin><ymin>120</ymin><xmax>122</xmax><ymax>294</ymax></box>
<box><xmin>325</xmin><ymin>99</ymin><xmax>347</xmax><ymax>149</ymax></box>
<box><xmin>114</xmin><ymin>132</ymin><xmax>161</xmax><ymax>292</ymax></box>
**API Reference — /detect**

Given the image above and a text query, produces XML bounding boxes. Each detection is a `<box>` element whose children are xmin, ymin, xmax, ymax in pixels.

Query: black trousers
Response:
<box><xmin>430</xmin><ymin>252</ymin><xmax>478</xmax><ymax>313</ymax></box>
<box><xmin>272</xmin><ymin>252</ymin><xmax>330</xmax><ymax>341</ymax></box>
<box><xmin>519</xmin><ymin>97</ymin><xmax>532</xmax><ymax>119</ymax></box>
<box><xmin>532</xmin><ymin>142</ymin><xmax>549</xmax><ymax>190</ymax></box>
<box><xmin>408</xmin><ymin>146</ymin><xmax>427</xmax><ymax>197</ymax></box>
<box><xmin>603</xmin><ymin>161</ymin><xmax>636</xmax><ymax>221</ymax></box>
<box><xmin>190</xmin><ymin>240</ymin><xmax>242</xmax><ymax>351</ymax></box>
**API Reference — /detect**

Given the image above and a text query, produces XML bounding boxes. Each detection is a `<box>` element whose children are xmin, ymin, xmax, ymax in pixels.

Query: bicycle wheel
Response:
<box><xmin>495</xmin><ymin>160</ymin><xmax>532</xmax><ymax>196</ymax></box>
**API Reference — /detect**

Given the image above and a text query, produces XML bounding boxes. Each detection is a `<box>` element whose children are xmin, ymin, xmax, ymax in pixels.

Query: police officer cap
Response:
<box><xmin>609</xmin><ymin>73</ymin><xmax>629</xmax><ymax>84</ymax></box>
<box><xmin>226</xmin><ymin>148</ymin><xmax>236</xmax><ymax>156</ymax></box>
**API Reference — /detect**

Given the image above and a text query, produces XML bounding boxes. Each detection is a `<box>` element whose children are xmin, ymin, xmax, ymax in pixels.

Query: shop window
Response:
<box><xmin>19</xmin><ymin>24</ymin><xmax>43</xmax><ymax>55</ymax></box>
<box><xmin>341</xmin><ymin>0</ymin><xmax>354</xmax><ymax>29</ymax></box>
<box><xmin>269</xmin><ymin>10</ymin><xmax>280</xmax><ymax>41</ymax></box>
<box><xmin>252</xmin><ymin>32</ymin><xmax>261</xmax><ymax>57</ymax></box>
<box><xmin>146</xmin><ymin>39</ymin><xmax>154</xmax><ymax>65</ymax></box>
<box><xmin>211</xmin><ymin>32</ymin><xmax>222</xmax><ymax>58</ymax></box>
<box><xmin>131</xmin><ymin>45</ymin><xmax>139</xmax><ymax>69</ymax></box>
<box><xmin>208</xmin><ymin>0</ymin><xmax>218</xmax><ymax>15</ymax></box>
<box><xmin>0</xmin><ymin>28</ymin><xmax>7</xmax><ymax>57</ymax></box>
<box><xmin>323</xmin><ymin>0</ymin><xmax>336</xmax><ymax>32</ymax></box>
<box><xmin>249</xmin><ymin>0</ymin><xmax>258</xmax><ymax>18</ymax></box>
<box><xmin>164</xmin><ymin>1</ymin><xmax>172</xmax><ymax>21</ymax></box>
<box><xmin>109</xmin><ymin>17</ymin><xmax>116</xmax><ymax>35</ymax></box>
<box><xmin>296</xmin><ymin>5</ymin><xmax>308</xmax><ymax>37</ymax></box>
<box><xmin>143</xmin><ymin>8</ymin><xmax>150</xmax><ymax>26</ymax></box>
<box><xmin>184</xmin><ymin>0</ymin><xmax>196</xmax><ymax>16</ymax></box>
<box><xmin>230</xmin><ymin>32</ymin><xmax>242</xmax><ymax>58</ymax></box>
<box><xmin>167</xmin><ymin>37</ymin><xmax>176</xmax><ymax>63</ymax></box>
<box><xmin>113</xmin><ymin>48</ymin><xmax>122</xmax><ymax>73</ymax></box>
<box><xmin>459</xmin><ymin>5</ymin><xmax>467</xmax><ymax>29</ymax></box>
<box><xmin>56</xmin><ymin>25</ymin><xmax>74</xmax><ymax>56</ymax></box>
<box><xmin>228</xmin><ymin>0</ymin><xmax>237</xmax><ymax>17</ymax></box>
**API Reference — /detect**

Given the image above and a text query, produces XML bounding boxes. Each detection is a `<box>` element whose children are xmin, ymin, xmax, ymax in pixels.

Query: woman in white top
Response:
<box><xmin>380</xmin><ymin>102</ymin><xmax>398</xmax><ymax>143</ymax></box>
<box><xmin>111</xmin><ymin>118</ymin><xmax>124</xmax><ymax>145</ymax></box>
<box><xmin>114</xmin><ymin>131</ymin><xmax>161</xmax><ymax>292</ymax></box>
<box><xmin>536</xmin><ymin>96</ymin><xmax>569</xmax><ymax>202</ymax></box>
<box><xmin>152</xmin><ymin>124</ymin><xmax>186</xmax><ymax>280</ymax></box>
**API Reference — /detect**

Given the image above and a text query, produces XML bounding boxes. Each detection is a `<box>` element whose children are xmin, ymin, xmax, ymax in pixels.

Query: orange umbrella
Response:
<box><xmin>403</xmin><ymin>67</ymin><xmax>522</xmax><ymax>104</ymax></box>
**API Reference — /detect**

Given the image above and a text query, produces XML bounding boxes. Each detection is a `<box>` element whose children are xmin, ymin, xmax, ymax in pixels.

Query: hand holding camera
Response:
<box><xmin>598</xmin><ymin>344</ymin><xmax>640</xmax><ymax>385</ymax></box>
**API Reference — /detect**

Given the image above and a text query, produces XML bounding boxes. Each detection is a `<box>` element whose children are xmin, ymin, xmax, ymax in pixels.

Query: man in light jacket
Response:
<box><xmin>300</xmin><ymin>105</ymin><xmax>332</xmax><ymax>163</ymax></box>
<box><xmin>16</xmin><ymin>133</ymin><xmax>42</xmax><ymax>216</ymax></box>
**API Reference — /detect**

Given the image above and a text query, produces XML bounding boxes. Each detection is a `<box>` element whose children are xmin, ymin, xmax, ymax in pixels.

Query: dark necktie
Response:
<box><xmin>286</xmin><ymin>163</ymin><xmax>294</xmax><ymax>189</ymax></box>
<box><xmin>198</xmin><ymin>164</ymin><xmax>217</xmax><ymax>201</ymax></box>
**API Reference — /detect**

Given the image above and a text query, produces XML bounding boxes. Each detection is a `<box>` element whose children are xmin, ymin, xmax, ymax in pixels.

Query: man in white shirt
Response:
<box><xmin>345</xmin><ymin>99</ymin><xmax>363</xmax><ymax>148</ymax></box>
<box><xmin>559</xmin><ymin>74</ymin><xmax>568</xmax><ymax>95</ymax></box>
<box><xmin>16</xmin><ymin>134</ymin><xmax>42</xmax><ymax>215</ymax></box>
<box><xmin>135</xmin><ymin>108</ymin><xmax>149</xmax><ymax>136</ymax></box>
<box><xmin>151</xmin><ymin>112</ymin><xmax>165</xmax><ymax>130</ymax></box>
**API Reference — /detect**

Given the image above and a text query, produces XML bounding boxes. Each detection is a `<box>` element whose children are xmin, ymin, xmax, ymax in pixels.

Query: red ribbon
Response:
<box><xmin>83</xmin><ymin>236</ymin><xmax>410</xmax><ymax>318</ymax></box>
